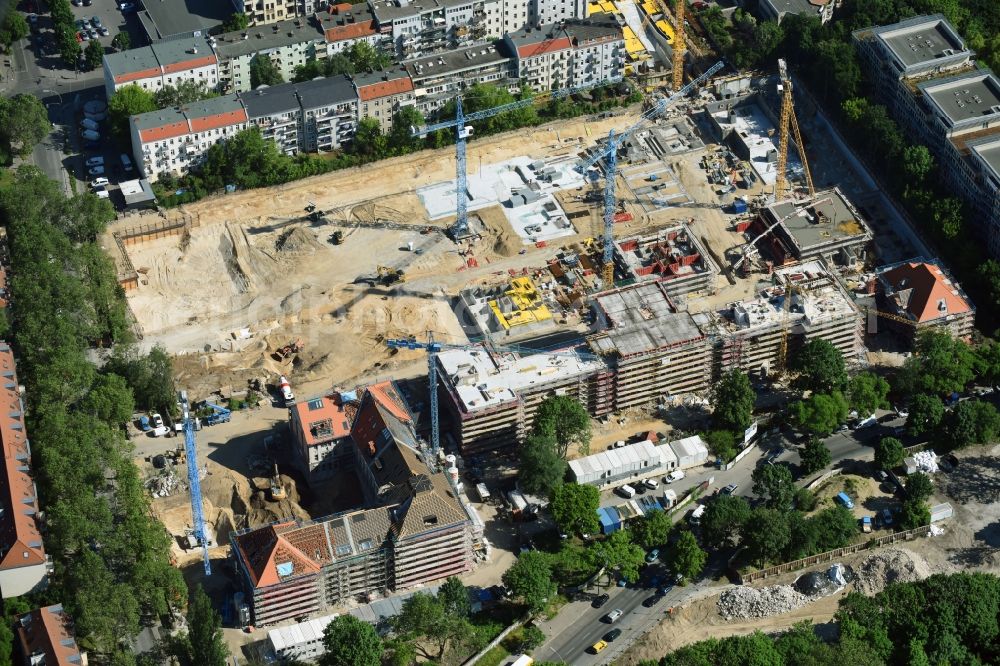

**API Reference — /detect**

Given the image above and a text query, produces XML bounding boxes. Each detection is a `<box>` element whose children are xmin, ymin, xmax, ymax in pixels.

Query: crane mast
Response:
<box><xmin>775</xmin><ymin>59</ymin><xmax>814</xmax><ymax>200</ymax></box>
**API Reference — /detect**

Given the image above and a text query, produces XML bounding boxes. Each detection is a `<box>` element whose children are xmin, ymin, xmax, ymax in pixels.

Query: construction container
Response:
<box><xmin>598</xmin><ymin>506</ymin><xmax>621</xmax><ymax>534</ymax></box>
<box><xmin>731</xmin><ymin>197</ymin><xmax>748</xmax><ymax>214</ymax></box>
<box><xmin>930</xmin><ymin>503</ymin><xmax>953</xmax><ymax>523</ymax></box>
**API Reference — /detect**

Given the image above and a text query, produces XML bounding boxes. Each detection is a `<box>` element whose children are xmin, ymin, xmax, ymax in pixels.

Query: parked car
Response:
<box><xmin>881</xmin><ymin>508</ymin><xmax>893</xmax><ymax>526</ymax></box>
<box><xmin>85</xmin><ymin>156</ymin><xmax>104</xmax><ymax>167</ymax></box>
<box><xmin>615</xmin><ymin>484</ymin><xmax>636</xmax><ymax>499</ymax></box>
<box><xmin>835</xmin><ymin>492</ymin><xmax>855</xmax><ymax>509</ymax></box>
<box><xmin>79</xmin><ymin>30</ymin><xmax>90</xmax><ymax>41</ymax></box>
<box><xmin>603</xmin><ymin>628</ymin><xmax>622</xmax><ymax>642</ymax></box>
<box><xmin>119</xmin><ymin>2</ymin><xmax>136</xmax><ymax>12</ymax></box>
<box><xmin>603</xmin><ymin>609</ymin><xmax>624</xmax><ymax>623</ymax></box>
<box><xmin>664</xmin><ymin>469</ymin><xmax>685</xmax><ymax>483</ymax></box>
<box><xmin>721</xmin><ymin>483</ymin><xmax>738</xmax><ymax>495</ymax></box>
<box><xmin>590</xmin><ymin>640</ymin><xmax>608</xmax><ymax>654</ymax></box>
<box><xmin>90</xmin><ymin>177</ymin><xmax>109</xmax><ymax>187</ymax></box>
<box><xmin>645</xmin><ymin>548</ymin><xmax>659</xmax><ymax>563</ymax></box>
<box><xmin>875</xmin><ymin>470</ymin><xmax>889</xmax><ymax>482</ymax></box>
<box><xmin>860</xmin><ymin>516</ymin><xmax>873</xmax><ymax>533</ymax></box>
<box><xmin>151</xmin><ymin>413</ymin><xmax>164</xmax><ymax>428</ymax></box>
<box><xmin>93</xmin><ymin>186</ymin><xmax>109</xmax><ymax>199</ymax></box>
<box><xmin>643</xmin><ymin>478</ymin><xmax>658</xmax><ymax>490</ymax></box>
<box><xmin>98</xmin><ymin>26</ymin><xmax>109</xmax><ymax>36</ymax></box>
<box><xmin>91</xmin><ymin>16</ymin><xmax>102</xmax><ymax>26</ymax></box>
<box><xmin>88</xmin><ymin>165</ymin><xmax>105</xmax><ymax>176</ymax></box>
<box><xmin>642</xmin><ymin>594</ymin><xmax>663</xmax><ymax>607</ymax></box>
<box><xmin>591</xmin><ymin>593</ymin><xmax>609</xmax><ymax>609</ymax></box>
<box><xmin>83</xmin><ymin>0</ymin><xmax>92</xmax><ymax>5</ymax></box>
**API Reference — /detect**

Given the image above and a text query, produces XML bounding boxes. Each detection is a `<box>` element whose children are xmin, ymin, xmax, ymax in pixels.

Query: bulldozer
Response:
<box><xmin>272</xmin><ymin>338</ymin><xmax>304</xmax><ymax>362</ymax></box>
<box><xmin>376</xmin><ymin>265</ymin><xmax>405</xmax><ymax>286</ymax></box>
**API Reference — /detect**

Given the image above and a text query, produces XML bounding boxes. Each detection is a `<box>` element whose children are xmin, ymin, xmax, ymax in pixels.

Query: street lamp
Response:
<box><xmin>41</xmin><ymin>89</ymin><xmax>63</xmax><ymax>105</ymax></box>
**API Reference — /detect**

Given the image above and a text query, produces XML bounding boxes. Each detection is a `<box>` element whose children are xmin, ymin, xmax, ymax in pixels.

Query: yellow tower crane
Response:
<box><xmin>775</xmin><ymin>59</ymin><xmax>814</xmax><ymax>200</ymax></box>
<box><xmin>672</xmin><ymin>0</ymin><xmax>685</xmax><ymax>89</ymax></box>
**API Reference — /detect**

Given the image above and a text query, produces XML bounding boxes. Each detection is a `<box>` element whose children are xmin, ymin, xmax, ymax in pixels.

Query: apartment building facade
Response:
<box><xmin>240</xmin><ymin>0</ymin><xmax>320</xmax><ymax>25</ymax></box>
<box><xmin>103</xmin><ymin>35</ymin><xmax>219</xmax><ymax>98</ymax></box>
<box><xmin>854</xmin><ymin>15</ymin><xmax>1000</xmax><ymax>258</ymax></box>
<box><xmin>232</xmin><ymin>382</ymin><xmax>474</xmax><ymax>626</ymax></box>
<box><xmin>404</xmin><ymin>42</ymin><xmax>517</xmax><ymax>115</ymax></box>
<box><xmin>370</xmin><ymin>0</ymin><xmax>504</xmax><ymax>59</ymax></box>
<box><xmin>504</xmin><ymin>18</ymin><xmax>624</xmax><ymax>90</ymax></box>
<box><xmin>874</xmin><ymin>258</ymin><xmax>975</xmax><ymax>340</ymax></box>
<box><xmin>354</xmin><ymin>68</ymin><xmax>416</xmax><ymax>132</ymax></box>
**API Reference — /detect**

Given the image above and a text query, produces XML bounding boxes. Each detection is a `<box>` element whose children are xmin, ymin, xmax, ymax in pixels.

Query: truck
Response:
<box><xmin>203</xmin><ymin>402</ymin><xmax>231</xmax><ymax>426</ymax></box>
<box><xmin>278</xmin><ymin>376</ymin><xmax>294</xmax><ymax>405</ymax></box>
<box><xmin>474</xmin><ymin>482</ymin><xmax>490</xmax><ymax>503</ymax></box>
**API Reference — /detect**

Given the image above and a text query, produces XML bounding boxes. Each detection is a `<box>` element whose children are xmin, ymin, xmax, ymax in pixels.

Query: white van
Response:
<box><xmin>615</xmin><ymin>484</ymin><xmax>636</xmax><ymax>499</ymax></box>
<box><xmin>689</xmin><ymin>504</ymin><xmax>706</xmax><ymax>524</ymax></box>
<box><xmin>120</xmin><ymin>153</ymin><xmax>133</xmax><ymax>171</ymax></box>
<box><xmin>664</xmin><ymin>469</ymin><xmax>685</xmax><ymax>484</ymax></box>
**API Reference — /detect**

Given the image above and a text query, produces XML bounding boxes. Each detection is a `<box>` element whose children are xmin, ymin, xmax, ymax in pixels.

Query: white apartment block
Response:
<box><xmin>102</xmin><ymin>35</ymin><xmax>219</xmax><ymax>99</ymax></box>
<box><xmin>370</xmin><ymin>0</ymin><xmax>507</xmax><ymax>59</ymax></box>
<box><xmin>504</xmin><ymin>18</ymin><xmax>623</xmax><ymax>90</ymax></box>
<box><xmin>532</xmin><ymin>0</ymin><xmax>585</xmax><ymax>29</ymax></box>
<box><xmin>403</xmin><ymin>42</ymin><xmax>517</xmax><ymax>115</ymax></box>
<box><xmin>212</xmin><ymin>18</ymin><xmax>328</xmax><ymax>94</ymax></box>
<box><xmin>240</xmin><ymin>0</ymin><xmax>320</xmax><ymax>25</ymax></box>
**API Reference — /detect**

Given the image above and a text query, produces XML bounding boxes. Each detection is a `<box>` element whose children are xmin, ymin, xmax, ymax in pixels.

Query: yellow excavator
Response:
<box><xmin>377</xmin><ymin>265</ymin><xmax>406</xmax><ymax>286</ymax></box>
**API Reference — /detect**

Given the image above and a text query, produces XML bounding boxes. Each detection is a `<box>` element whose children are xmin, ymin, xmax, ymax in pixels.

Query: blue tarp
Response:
<box><xmin>598</xmin><ymin>507</ymin><xmax>621</xmax><ymax>534</ymax></box>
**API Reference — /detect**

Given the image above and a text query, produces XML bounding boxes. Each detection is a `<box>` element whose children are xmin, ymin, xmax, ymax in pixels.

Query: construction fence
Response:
<box><xmin>736</xmin><ymin>523</ymin><xmax>936</xmax><ymax>584</ymax></box>
<box><xmin>118</xmin><ymin>218</ymin><xmax>189</xmax><ymax>246</ymax></box>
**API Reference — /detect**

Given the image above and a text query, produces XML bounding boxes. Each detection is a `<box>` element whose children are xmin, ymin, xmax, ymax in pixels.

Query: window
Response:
<box><xmin>308</xmin><ymin>398</ymin><xmax>324</xmax><ymax>411</ymax></box>
<box><xmin>335</xmin><ymin>544</ymin><xmax>352</xmax><ymax>556</ymax></box>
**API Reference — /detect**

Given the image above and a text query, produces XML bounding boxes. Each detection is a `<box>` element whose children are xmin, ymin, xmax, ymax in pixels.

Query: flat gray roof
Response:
<box><xmin>370</xmin><ymin>0</ymin><xmax>472</xmax><ymax>23</ymax></box>
<box><xmin>104</xmin><ymin>46</ymin><xmax>160</xmax><ymax>80</ymax></box>
<box><xmin>876</xmin><ymin>15</ymin><xmax>966</xmax><ymax>68</ymax></box>
<box><xmin>403</xmin><ymin>42</ymin><xmax>509</xmax><ymax>80</ymax></box>
<box><xmin>180</xmin><ymin>94</ymin><xmax>245</xmax><ymax>119</ymax></box>
<box><xmin>132</xmin><ymin>107</ymin><xmax>186</xmax><ymax>132</ymax></box>
<box><xmin>921</xmin><ymin>72</ymin><xmax>1000</xmax><ymax>128</ymax></box>
<box><xmin>149</xmin><ymin>35</ymin><xmax>216</xmax><ymax>67</ymax></box>
<box><xmin>294</xmin><ymin>75</ymin><xmax>358</xmax><ymax>109</ymax></box>
<box><xmin>970</xmin><ymin>135</ymin><xmax>1000</xmax><ymax>181</ymax></box>
<box><xmin>767</xmin><ymin>189</ymin><xmax>870</xmax><ymax>252</ymax></box>
<box><xmin>213</xmin><ymin>17</ymin><xmax>326</xmax><ymax>59</ymax></box>
<box><xmin>139</xmin><ymin>0</ymin><xmax>230</xmax><ymax>40</ymax></box>
<box><xmin>762</xmin><ymin>0</ymin><xmax>830</xmax><ymax>17</ymax></box>
<box><xmin>590</xmin><ymin>282</ymin><xmax>704</xmax><ymax>357</ymax></box>
<box><xmin>240</xmin><ymin>83</ymin><xmax>301</xmax><ymax>119</ymax></box>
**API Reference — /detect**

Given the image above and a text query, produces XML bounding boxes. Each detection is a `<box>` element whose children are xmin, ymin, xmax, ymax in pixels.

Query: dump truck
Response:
<box><xmin>203</xmin><ymin>402</ymin><xmax>231</xmax><ymax>426</ymax></box>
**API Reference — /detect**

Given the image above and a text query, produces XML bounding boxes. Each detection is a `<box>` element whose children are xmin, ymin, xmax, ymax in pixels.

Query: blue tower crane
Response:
<box><xmin>179</xmin><ymin>390</ymin><xmax>211</xmax><ymax>576</ymax></box>
<box><xmin>385</xmin><ymin>335</ymin><xmax>598</xmax><ymax>454</ymax></box>
<box><xmin>411</xmin><ymin>84</ymin><xmax>597</xmax><ymax>239</ymax></box>
<box><xmin>574</xmin><ymin>61</ymin><xmax>726</xmax><ymax>287</ymax></box>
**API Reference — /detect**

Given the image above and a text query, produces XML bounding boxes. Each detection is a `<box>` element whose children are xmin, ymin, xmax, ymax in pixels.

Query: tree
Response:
<box><xmin>589</xmin><ymin>530</ymin><xmax>645</xmax><ymax>584</ymax></box>
<box><xmin>221</xmin><ymin>11</ymin><xmax>249</xmax><ymax>32</ymax></box>
<box><xmin>903</xmin><ymin>144</ymin><xmax>934</xmax><ymax>183</ymax></box>
<box><xmin>667</xmin><ymin>531</ymin><xmax>706</xmax><ymax>582</ymax></box>
<box><xmin>905</xmin><ymin>472</ymin><xmax>934</xmax><ymax>504</ymax></box>
<box><xmin>85</xmin><ymin>39</ymin><xmax>103</xmax><ymax>70</ymax></box>
<box><xmin>437</xmin><ymin>576</ymin><xmax>471</xmax><ymax>619</ymax></box>
<box><xmin>712</xmin><ymin>369</ymin><xmax>754</xmax><ymax>432</ymax></box>
<box><xmin>873</xmin><ymin>437</ymin><xmax>904</xmax><ymax>471</ymax></box>
<box><xmin>175</xmin><ymin>586</ymin><xmax>228</xmax><ymax>666</ymax></box>
<box><xmin>154</xmin><ymin>81</ymin><xmax>217</xmax><ymax>107</ymax></box>
<box><xmin>389</xmin><ymin>105</ymin><xmax>425</xmax><ymax>153</ymax></box>
<box><xmin>249</xmin><ymin>54</ymin><xmax>283</xmax><ymax>89</ymax></box>
<box><xmin>700</xmin><ymin>495</ymin><xmax>751</xmax><ymax>549</ymax></box>
<box><xmin>630</xmin><ymin>508</ymin><xmax>673</xmax><ymax>549</ymax></box>
<box><xmin>321</xmin><ymin>615</ymin><xmax>382</xmax><ymax>666</ymax></box>
<box><xmin>898</xmin><ymin>499</ymin><xmax>930</xmax><ymax>530</ymax></box>
<box><xmin>502</xmin><ymin>551</ymin><xmax>556</xmax><ymax>612</ymax></box>
<box><xmin>704</xmin><ymin>428</ymin><xmax>738</xmax><ymax>463</ymax></box>
<box><xmin>109</xmin><ymin>85</ymin><xmax>157</xmax><ymax>140</ymax></box>
<box><xmin>349</xmin><ymin>42</ymin><xmax>391</xmax><ymax>72</ymax></box>
<box><xmin>792</xmin><ymin>339</ymin><xmax>847</xmax><ymax>394</ymax></box>
<box><xmin>944</xmin><ymin>399</ymin><xmax>1000</xmax><ymax>450</ymax></box>
<box><xmin>849</xmin><ymin>372</ymin><xmax>890</xmax><ymax>416</ymax></box>
<box><xmin>352</xmin><ymin>116</ymin><xmax>388</xmax><ymax>158</ymax></box>
<box><xmin>550</xmin><ymin>482</ymin><xmax>599</xmax><ymax>536</ymax></box>
<box><xmin>799</xmin><ymin>437</ymin><xmax>831</xmax><ymax>476</ymax></box>
<box><xmin>0</xmin><ymin>94</ymin><xmax>51</xmax><ymax>159</ymax></box>
<box><xmin>57</xmin><ymin>29</ymin><xmax>81</xmax><ymax>65</ymax></box>
<box><xmin>744</xmin><ymin>508</ymin><xmax>791</xmax><ymax>567</ymax></box>
<box><xmin>532</xmin><ymin>395</ymin><xmax>591</xmax><ymax>457</ymax></box>
<box><xmin>906</xmin><ymin>393</ymin><xmax>944</xmax><ymax>437</ymax></box>
<box><xmin>519</xmin><ymin>432</ymin><xmax>566</xmax><ymax>497</ymax></box>
<box><xmin>111</xmin><ymin>31</ymin><xmax>131</xmax><ymax>51</ymax></box>
<box><xmin>898</xmin><ymin>331</ymin><xmax>975</xmax><ymax>397</ymax></box>
<box><xmin>80</xmin><ymin>373</ymin><xmax>135</xmax><ymax>424</ymax></box>
<box><xmin>791</xmin><ymin>391</ymin><xmax>849</xmax><ymax>436</ymax></box>
<box><xmin>0</xmin><ymin>12</ymin><xmax>28</xmax><ymax>47</ymax></box>
<box><xmin>393</xmin><ymin>592</ymin><xmax>468</xmax><ymax>660</ymax></box>
<box><xmin>752</xmin><ymin>463</ymin><xmax>795</xmax><ymax>510</ymax></box>
<box><xmin>794</xmin><ymin>486</ymin><xmax>817</xmax><ymax>512</ymax></box>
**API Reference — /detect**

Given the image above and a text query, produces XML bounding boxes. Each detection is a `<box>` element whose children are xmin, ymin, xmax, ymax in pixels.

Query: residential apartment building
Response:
<box><xmin>504</xmin><ymin>18</ymin><xmax>624</xmax><ymax>90</ymax></box>
<box><xmin>758</xmin><ymin>0</ymin><xmax>835</xmax><ymax>25</ymax></box>
<box><xmin>289</xmin><ymin>390</ymin><xmax>357</xmax><ymax>482</ymax></box>
<box><xmin>854</xmin><ymin>15</ymin><xmax>1000</xmax><ymax>258</ymax></box>
<box><xmin>370</xmin><ymin>0</ymin><xmax>502</xmax><ymax>59</ymax></box>
<box><xmin>103</xmin><ymin>35</ymin><xmax>219</xmax><ymax>98</ymax></box>
<box><xmin>130</xmin><ymin>95</ymin><xmax>249</xmax><ymax>181</ymax></box>
<box><xmin>403</xmin><ymin>42</ymin><xmax>516</xmax><ymax>115</ymax></box>
<box><xmin>874</xmin><ymin>258</ymin><xmax>975</xmax><ymax>340</ymax></box>
<box><xmin>319</xmin><ymin>3</ymin><xmax>385</xmax><ymax>55</ymax></box>
<box><xmin>15</xmin><ymin>605</ymin><xmax>85</xmax><ymax>666</ymax></box>
<box><xmin>0</xmin><ymin>344</ymin><xmax>49</xmax><ymax>600</ymax></box>
<box><xmin>240</xmin><ymin>0</ymin><xmax>320</xmax><ymax>25</ymax></box>
<box><xmin>213</xmin><ymin>17</ymin><xmax>328</xmax><ymax>94</ymax></box>
<box><xmin>231</xmin><ymin>382</ymin><xmax>475</xmax><ymax>626</ymax></box>
<box><xmin>298</xmin><ymin>75</ymin><xmax>361</xmax><ymax>150</ymax></box>
<box><xmin>355</xmin><ymin>68</ymin><xmax>416</xmax><ymax>133</ymax></box>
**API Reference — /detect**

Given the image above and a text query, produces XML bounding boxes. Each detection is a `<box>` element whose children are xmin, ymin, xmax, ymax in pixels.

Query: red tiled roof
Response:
<box><xmin>16</xmin><ymin>605</ymin><xmax>83</xmax><ymax>666</ymax></box>
<box><xmin>234</xmin><ymin>522</ymin><xmax>322</xmax><ymax>588</ymax></box>
<box><xmin>137</xmin><ymin>120</ymin><xmax>189</xmax><ymax>143</ymax></box>
<box><xmin>516</xmin><ymin>36</ymin><xmax>572</xmax><ymax>59</ymax></box>
<box><xmin>293</xmin><ymin>393</ymin><xmax>356</xmax><ymax>447</ymax></box>
<box><xmin>324</xmin><ymin>21</ymin><xmax>376</xmax><ymax>43</ymax></box>
<box><xmin>881</xmin><ymin>261</ymin><xmax>972</xmax><ymax>323</ymax></box>
<box><xmin>188</xmin><ymin>108</ymin><xmax>248</xmax><ymax>133</ymax></box>
<box><xmin>367</xmin><ymin>381</ymin><xmax>411</xmax><ymax>423</ymax></box>
<box><xmin>358</xmin><ymin>76</ymin><xmax>413</xmax><ymax>101</ymax></box>
<box><xmin>114</xmin><ymin>66</ymin><xmax>162</xmax><ymax>84</ymax></box>
<box><xmin>328</xmin><ymin>2</ymin><xmax>352</xmax><ymax>13</ymax></box>
<box><xmin>0</xmin><ymin>345</ymin><xmax>44</xmax><ymax>572</ymax></box>
<box><xmin>162</xmin><ymin>54</ymin><xmax>217</xmax><ymax>74</ymax></box>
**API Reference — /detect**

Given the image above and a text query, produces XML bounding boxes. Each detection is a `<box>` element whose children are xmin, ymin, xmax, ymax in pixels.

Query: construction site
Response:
<box><xmin>110</xmin><ymin>52</ymin><xmax>929</xmax><ymax>618</ymax></box>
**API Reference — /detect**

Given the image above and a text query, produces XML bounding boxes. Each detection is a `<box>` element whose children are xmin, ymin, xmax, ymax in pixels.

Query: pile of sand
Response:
<box><xmin>276</xmin><ymin>227</ymin><xmax>323</xmax><ymax>254</ymax></box>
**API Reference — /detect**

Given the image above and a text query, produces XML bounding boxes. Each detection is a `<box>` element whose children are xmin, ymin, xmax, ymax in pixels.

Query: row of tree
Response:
<box><xmin>652</xmin><ymin>571</ymin><xmax>1000</xmax><ymax>666</ymax></box>
<box><xmin>0</xmin><ymin>166</ymin><xmax>200</xmax><ymax>664</ymax></box>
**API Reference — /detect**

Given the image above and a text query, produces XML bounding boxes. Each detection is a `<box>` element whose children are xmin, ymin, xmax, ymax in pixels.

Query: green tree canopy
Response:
<box><xmin>221</xmin><ymin>11</ymin><xmax>249</xmax><ymax>32</ymax></box>
<box><xmin>898</xmin><ymin>331</ymin><xmax>975</xmax><ymax>397</ymax></box>
<box><xmin>80</xmin><ymin>373</ymin><xmax>135</xmax><ymax>424</ymax></box>
<box><xmin>0</xmin><ymin>12</ymin><xmax>28</xmax><ymax>47</ymax></box>
<box><xmin>943</xmin><ymin>399</ymin><xmax>1000</xmax><ymax>450</ymax></box>
<box><xmin>711</xmin><ymin>369</ymin><xmax>755</xmax><ymax>432</ymax></box>
<box><xmin>0</xmin><ymin>94</ymin><xmax>51</xmax><ymax>159</ymax></box>
<box><xmin>589</xmin><ymin>530</ymin><xmax>645</xmax><ymax>583</ymax></box>
<box><xmin>532</xmin><ymin>394</ymin><xmax>591</xmax><ymax>457</ymax></box>
<box><xmin>393</xmin><ymin>591</ymin><xmax>469</xmax><ymax>660</ymax></box>
<box><xmin>792</xmin><ymin>339</ymin><xmax>848</xmax><ymax>394</ymax></box>
<box><xmin>389</xmin><ymin>105</ymin><xmax>426</xmax><ymax>153</ymax></box>
<box><xmin>848</xmin><ymin>372</ymin><xmax>890</xmax><ymax>416</ymax></box>
<box><xmin>799</xmin><ymin>437</ymin><xmax>831</xmax><ymax>476</ymax></box>
<box><xmin>352</xmin><ymin>116</ymin><xmax>388</xmax><ymax>157</ymax></box>
<box><xmin>752</xmin><ymin>463</ymin><xmax>795</xmax><ymax>509</ymax></box>
<box><xmin>84</xmin><ymin>40</ymin><xmax>103</xmax><ymax>70</ymax></box>
<box><xmin>667</xmin><ymin>530</ymin><xmax>707</xmax><ymax>582</ymax></box>
<box><xmin>791</xmin><ymin>390</ymin><xmax>849</xmax><ymax>436</ymax></box>
<box><xmin>630</xmin><ymin>508</ymin><xmax>673</xmax><ymax>550</ymax></box>
<box><xmin>906</xmin><ymin>393</ymin><xmax>944</xmax><ymax>437</ymax></box>
<box><xmin>700</xmin><ymin>494</ymin><xmax>751</xmax><ymax>550</ymax></box>
<box><xmin>519</xmin><ymin>432</ymin><xmax>566</xmax><ymax>497</ymax></box>
<box><xmin>176</xmin><ymin>586</ymin><xmax>228</xmax><ymax>666</ymax></box>
<box><xmin>349</xmin><ymin>42</ymin><xmax>391</xmax><ymax>71</ymax></box>
<box><xmin>902</xmin><ymin>144</ymin><xmax>935</xmax><ymax>183</ymax></box>
<box><xmin>154</xmin><ymin>81</ymin><xmax>218</xmax><ymax>108</ymax></box>
<box><xmin>249</xmin><ymin>54</ymin><xmax>284</xmax><ymax>88</ymax></box>
<box><xmin>874</xmin><ymin>437</ymin><xmax>905</xmax><ymax>472</ymax></box>
<box><xmin>744</xmin><ymin>508</ymin><xmax>791</xmax><ymax>567</ymax></box>
<box><xmin>111</xmin><ymin>31</ymin><xmax>131</xmax><ymax>51</ymax></box>
<box><xmin>502</xmin><ymin>551</ymin><xmax>556</xmax><ymax>612</ymax></box>
<box><xmin>704</xmin><ymin>428</ymin><xmax>739</xmax><ymax>463</ymax></box>
<box><xmin>437</xmin><ymin>576</ymin><xmax>471</xmax><ymax>619</ymax></box>
<box><xmin>321</xmin><ymin>615</ymin><xmax>382</xmax><ymax>666</ymax></box>
<box><xmin>899</xmin><ymin>499</ymin><xmax>931</xmax><ymax>531</ymax></box>
<box><xmin>905</xmin><ymin>472</ymin><xmax>934</xmax><ymax>504</ymax></box>
<box><xmin>109</xmin><ymin>85</ymin><xmax>157</xmax><ymax>140</ymax></box>
<box><xmin>550</xmin><ymin>482</ymin><xmax>599</xmax><ymax>536</ymax></box>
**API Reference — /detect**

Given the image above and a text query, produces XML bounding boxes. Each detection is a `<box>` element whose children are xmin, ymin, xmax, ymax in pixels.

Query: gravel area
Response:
<box><xmin>853</xmin><ymin>548</ymin><xmax>931</xmax><ymax>596</ymax></box>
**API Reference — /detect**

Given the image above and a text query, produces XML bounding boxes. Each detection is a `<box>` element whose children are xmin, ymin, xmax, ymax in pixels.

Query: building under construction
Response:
<box><xmin>745</xmin><ymin>188</ymin><xmax>873</xmax><ymax>271</ymax></box>
<box><xmin>435</xmin><ymin>346</ymin><xmax>610</xmax><ymax>454</ymax></box>
<box><xmin>611</xmin><ymin>225</ymin><xmax>719</xmax><ymax>299</ymax></box>
<box><xmin>458</xmin><ymin>276</ymin><xmax>557</xmax><ymax>340</ymax></box>
<box><xmin>701</xmin><ymin>260</ymin><xmax>864</xmax><ymax>377</ymax></box>
<box><xmin>588</xmin><ymin>282</ymin><xmax>712</xmax><ymax>410</ymax></box>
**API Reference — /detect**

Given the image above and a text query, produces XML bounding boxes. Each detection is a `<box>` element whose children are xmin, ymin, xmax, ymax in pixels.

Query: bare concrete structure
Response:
<box><xmin>700</xmin><ymin>260</ymin><xmax>864</xmax><ymax>377</ymax></box>
<box><xmin>611</xmin><ymin>225</ymin><xmax>718</xmax><ymax>299</ymax></box>
<box><xmin>588</xmin><ymin>282</ymin><xmax>712</xmax><ymax>410</ymax></box>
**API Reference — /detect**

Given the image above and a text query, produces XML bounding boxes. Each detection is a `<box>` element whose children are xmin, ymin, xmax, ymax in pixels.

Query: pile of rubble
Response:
<box><xmin>146</xmin><ymin>472</ymin><xmax>183</xmax><ymax>498</ymax></box>
<box><xmin>853</xmin><ymin>549</ymin><xmax>930</xmax><ymax>596</ymax></box>
<box><xmin>717</xmin><ymin>585</ymin><xmax>809</xmax><ymax>620</ymax></box>
<box><xmin>912</xmin><ymin>450</ymin><xmax>939</xmax><ymax>473</ymax></box>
